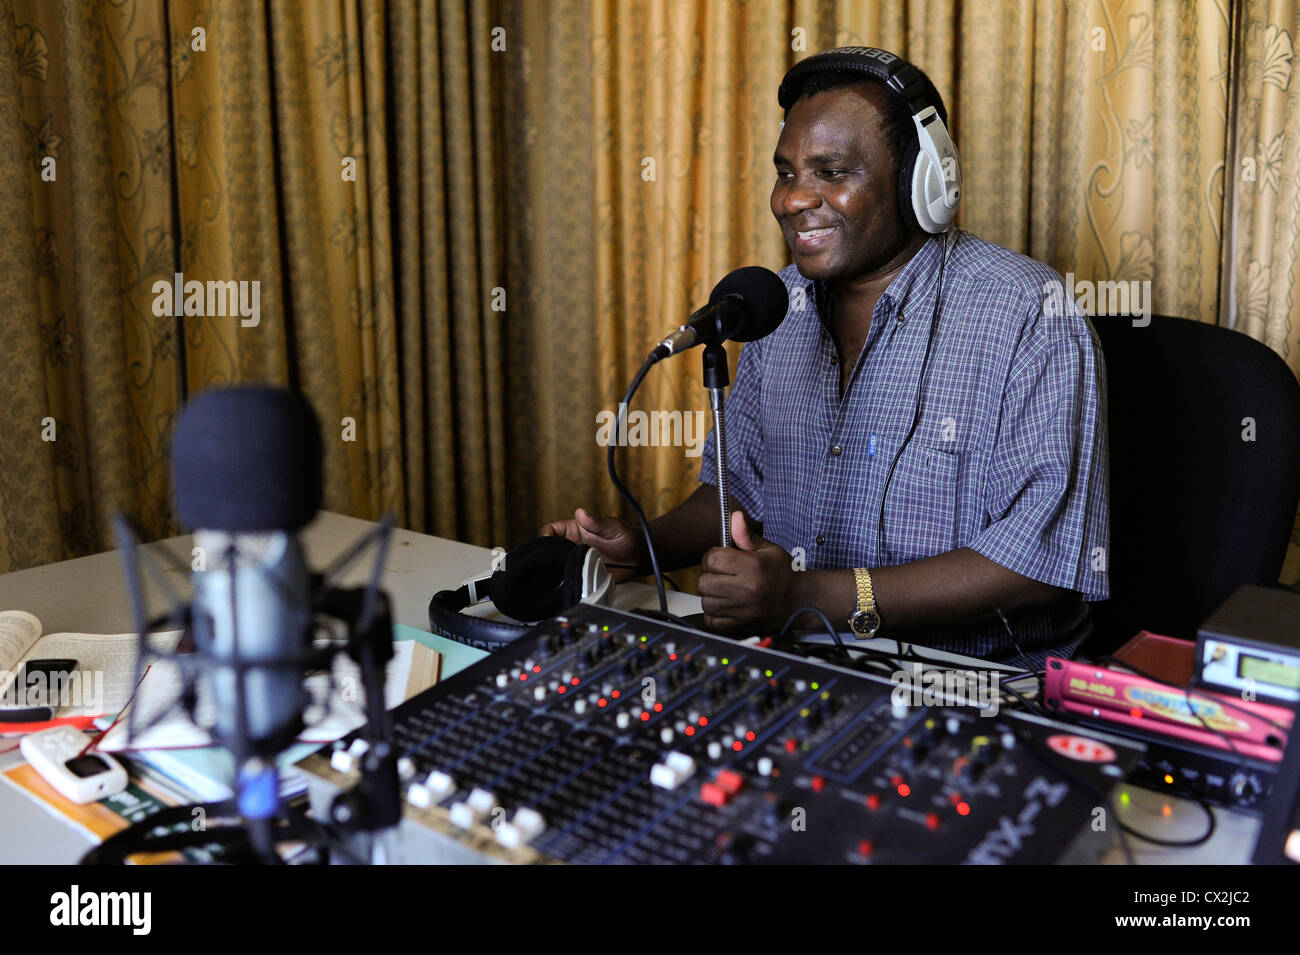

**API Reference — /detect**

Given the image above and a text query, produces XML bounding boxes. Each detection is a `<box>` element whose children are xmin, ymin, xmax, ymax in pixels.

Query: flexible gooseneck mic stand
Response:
<box><xmin>702</xmin><ymin>342</ymin><xmax>733</xmax><ymax>548</ymax></box>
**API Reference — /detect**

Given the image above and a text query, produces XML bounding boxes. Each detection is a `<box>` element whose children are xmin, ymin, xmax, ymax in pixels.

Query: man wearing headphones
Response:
<box><xmin>543</xmin><ymin>48</ymin><xmax>1107</xmax><ymax>666</ymax></box>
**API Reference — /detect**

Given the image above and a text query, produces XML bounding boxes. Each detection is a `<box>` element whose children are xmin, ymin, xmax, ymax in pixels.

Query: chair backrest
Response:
<box><xmin>1086</xmin><ymin>314</ymin><xmax>1300</xmax><ymax>652</ymax></box>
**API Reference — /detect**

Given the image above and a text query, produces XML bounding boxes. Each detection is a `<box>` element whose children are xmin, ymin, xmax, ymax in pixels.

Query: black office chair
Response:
<box><xmin>1081</xmin><ymin>314</ymin><xmax>1300</xmax><ymax>657</ymax></box>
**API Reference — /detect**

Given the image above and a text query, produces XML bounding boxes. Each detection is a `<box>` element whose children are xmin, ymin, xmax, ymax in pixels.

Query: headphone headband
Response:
<box><xmin>428</xmin><ymin>537</ymin><xmax>615</xmax><ymax>651</ymax></box>
<box><xmin>778</xmin><ymin>47</ymin><xmax>937</xmax><ymax>117</ymax></box>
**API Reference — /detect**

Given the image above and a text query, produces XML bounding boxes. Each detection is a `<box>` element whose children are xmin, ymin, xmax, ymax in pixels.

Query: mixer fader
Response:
<box><xmin>299</xmin><ymin>606</ymin><xmax>1141</xmax><ymax>864</ymax></box>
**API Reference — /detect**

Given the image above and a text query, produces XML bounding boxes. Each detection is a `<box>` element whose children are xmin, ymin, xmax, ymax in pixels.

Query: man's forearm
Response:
<box><xmin>645</xmin><ymin>483</ymin><xmax>738</xmax><ymax>574</ymax></box>
<box><xmin>792</xmin><ymin>548</ymin><xmax>1070</xmax><ymax>631</ymax></box>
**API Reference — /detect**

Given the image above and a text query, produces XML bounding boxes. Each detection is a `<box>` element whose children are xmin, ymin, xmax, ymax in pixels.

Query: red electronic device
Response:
<box><xmin>1044</xmin><ymin>653</ymin><xmax>1291</xmax><ymax>760</ymax></box>
<box><xmin>1042</xmin><ymin>635</ymin><xmax>1293</xmax><ymax>810</ymax></box>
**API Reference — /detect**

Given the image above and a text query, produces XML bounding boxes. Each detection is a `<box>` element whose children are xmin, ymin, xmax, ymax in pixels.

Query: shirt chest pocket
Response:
<box><xmin>880</xmin><ymin>444</ymin><xmax>961</xmax><ymax>563</ymax></box>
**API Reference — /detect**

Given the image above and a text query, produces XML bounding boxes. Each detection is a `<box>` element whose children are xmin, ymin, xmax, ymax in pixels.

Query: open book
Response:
<box><xmin>0</xmin><ymin>611</ymin><xmax>182</xmax><ymax>720</ymax></box>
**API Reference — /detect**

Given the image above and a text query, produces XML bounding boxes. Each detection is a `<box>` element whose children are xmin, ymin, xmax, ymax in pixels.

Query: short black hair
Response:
<box><xmin>783</xmin><ymin>67</ymin><xmax>948</xmax><ymax>169</ymax></box>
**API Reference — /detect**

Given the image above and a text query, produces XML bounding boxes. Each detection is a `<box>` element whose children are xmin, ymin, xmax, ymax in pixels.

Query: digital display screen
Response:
<box><xmin>1238</xmin><ymin>654</ymin><xmax>1300</xmax><ymax>690</ymax></box>
<box><xmin>63</xmin><ymin>755</ymin><xmax>111</xmax><ymax>779</ymax></box>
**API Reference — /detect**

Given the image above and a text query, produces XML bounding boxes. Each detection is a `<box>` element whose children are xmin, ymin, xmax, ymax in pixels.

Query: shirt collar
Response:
<box><xmin>801</xmin><ymin>232</ymin><xmax>950</xmax><ymax>325</ymax></box>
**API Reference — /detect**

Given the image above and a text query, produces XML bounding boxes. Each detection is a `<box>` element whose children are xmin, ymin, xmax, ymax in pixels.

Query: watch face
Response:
<box><xmin>850</xmin><ymin>609</ymin><xmax>880</xmax><ymax>638</ymax></box>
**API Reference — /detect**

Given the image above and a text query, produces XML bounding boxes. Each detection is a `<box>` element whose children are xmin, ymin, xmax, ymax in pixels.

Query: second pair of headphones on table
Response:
<box><xmin>428</xmin><ymin>536</ymin><xmax>614</xmax><ymax>652</ymax></box>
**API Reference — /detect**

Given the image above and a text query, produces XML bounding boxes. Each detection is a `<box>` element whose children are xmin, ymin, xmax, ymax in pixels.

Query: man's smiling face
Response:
<box><xmin>771</xmin><ymin>82</ymin><xmax>914</xmax><ymax>284</ymax></box>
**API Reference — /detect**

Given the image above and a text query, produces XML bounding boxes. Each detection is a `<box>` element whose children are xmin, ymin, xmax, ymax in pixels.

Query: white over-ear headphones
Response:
<box><xmin>778</xmin><ymin>46</ymin><xmax>962</xmax><ymax>234</ymax></box>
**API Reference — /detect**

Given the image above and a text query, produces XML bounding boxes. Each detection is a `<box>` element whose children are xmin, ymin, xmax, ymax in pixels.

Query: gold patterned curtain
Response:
<box><xmin>2</xmin><ymin>0</ymin><xmax>1298</xmax><ymax>588</ymax></box>
<box><xmin>0</xmin><ymin>0</ymin><xmax>510</xmax><ymax>573</ymax></box>
<box><xmin>1228</xmin><ymin>0</ymin><xmax>1300</xmax><ymax>581</ymax></box>
<box><xmin>0</xmin><ymin>1</ymin><xmax>176</xmax><ymax>572</ymax></box>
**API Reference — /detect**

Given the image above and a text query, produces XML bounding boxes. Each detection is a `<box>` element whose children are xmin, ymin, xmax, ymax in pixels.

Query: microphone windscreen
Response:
<box><xmin>709</xmin><ymin>266</ymin><xmax>789</xmax><ymax>342</ymax></box>
<box><xmin>172</xmin><ymin>386</ymin><xmax>323</xmax><ymax>532</ymax></box>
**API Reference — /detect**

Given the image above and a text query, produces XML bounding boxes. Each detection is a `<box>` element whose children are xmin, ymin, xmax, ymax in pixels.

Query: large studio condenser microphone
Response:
<box><xmin>651</xmin><ymin>266</ymin><xmax>789</xmax><ymax>361</ymax></box>
<box><xmin>171</xmin><ymin>386</ymin><xmax>324</xmax><ymax>762</ymax></box>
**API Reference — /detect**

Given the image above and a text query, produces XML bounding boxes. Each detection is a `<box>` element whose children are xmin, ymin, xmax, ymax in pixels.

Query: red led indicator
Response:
<box><xmin>956</xmin><ymin>802</ymin><xmax>971</xmax><ymax>816</ymax></box>
<box><xmin>897</xmin><ymin>784</ymin><xmax>911</xmax><ymax>797</ymax></box>
<box><xmin>533</xmin><ymin>665</ymin><xmax>541</xmax><ymax>673</ymax></box>
<box><xmin>745</xmin><ymin>731</ymin><xmax>755</xmax><ymax>741</ymax></box>
<box><xmin>685</xmin><ymin>726</ymin><xmax>695</xmax><ymax>736</ymax></box>
<box><xmin>519</xmin><ymin>674</ymin><xmax>528</xmax><ymax>682</ymax></box>
<box><xmin>557</xmin><ymin>686</ymin><xmax>566</xmax><ymax>694</ymax></box>
<box><xmin>611</xmin><ymin>690</ymin><xmax>620</xmax><ymax>699</ymax></box>
<box><xmin>653</xmin><ymin>703</ymin><xmax>664</xmax><ymax>712</ymax></box>
<box><xmin>1130</xmin><ymin>707</ymin><xmax>1142</xmax><ymax>719</ymax></box>
<box><xmin>669</xmin><ymin>653</ymin><xmax>677</xmax><ymax>661</ymax></box>
<box><xmin>571</xmin><ymin>677</ymin><xmax>580</xmax><ymax>686</ymax></box>
<box><xmin>732</xmin><ymin>741</ymin><xmax>743</xmax><ymax>751</ymax></box>
<box><xmin>699</xmin><ymin>717</ymin><xmax>709</xmax><ymax>727</ymax></box>
<box><xmin>597</xmin><ymin>698</ymin><xmax>607</xmax><ymax>707</ymax></box>
<box><xmin>865</xmin><ymin>793</ymin><xmax>881</xmax><ymax>810</ymax></box>
<box><xmin>640</xmin><ymin>711</ymin><xmax>650</xmax><ymax>721</ymax></box>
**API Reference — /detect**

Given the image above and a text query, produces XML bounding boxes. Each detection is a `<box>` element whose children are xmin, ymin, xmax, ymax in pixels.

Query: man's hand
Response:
<box><xmin>539</xmin><ymin>508</ymin><xmax>644</xmax><ymax>583</ymax></box>
<box><xmin>698</xmin><ymin>511</ymin><xmax>801</xmax><ymax>634</ymax></box>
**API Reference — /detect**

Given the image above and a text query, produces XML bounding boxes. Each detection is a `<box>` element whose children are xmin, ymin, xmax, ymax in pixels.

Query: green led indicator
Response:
<box><xmin>721</xmin><ymin>658</ymin><xmax>729</xmax><ymax>665</ymax></box>
<box><xmin>764</xmin><ymin>669</ymin><xmax>773</xmax><ymax>678</ymax></box>
<box><xmin>602</xmin><ymin>626</ymin><xmax>609</xmax><ymax>631</ymax></box>
<box><xmin>640</xmin><ymin>635</ymin><xmax>647</xmax><ymax>642</ymax></box>
<box><xmin>1120</xmin><ymin>792</ymin><xmax>1131</xmax><ymax>806</ymax></box>
<box><xmin>811</xmin><ymin>682</ymin><xmax>820</xmax><ymax>690</ymax></box>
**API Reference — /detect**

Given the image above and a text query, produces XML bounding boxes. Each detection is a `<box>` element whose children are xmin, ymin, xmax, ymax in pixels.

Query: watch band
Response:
<box><xmin>850</xmin><ymin>567</ymin><xmax>880</xmax><ymax>638</ymax></box>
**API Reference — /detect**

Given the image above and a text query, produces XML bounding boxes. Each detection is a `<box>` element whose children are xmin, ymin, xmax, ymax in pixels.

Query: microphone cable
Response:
<box><xmin>607</xmin><ymin>356</ymin><xmax>670</xmax><ymax>614</ymax></box>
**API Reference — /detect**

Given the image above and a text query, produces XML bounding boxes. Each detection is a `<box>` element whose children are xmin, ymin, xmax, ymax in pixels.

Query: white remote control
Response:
<box><xmin>19</xmin><ymin>727</ymin><xmax>128</xmax><ymax>804</ymax></box>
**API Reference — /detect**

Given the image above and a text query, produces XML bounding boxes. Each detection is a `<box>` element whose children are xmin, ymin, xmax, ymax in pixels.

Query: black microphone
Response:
<box><xmin>651</xmin><ymin>266</ymin><xmax>789</xmax><ymax>360</ymax></box>
<box><xmin>171</xmin><ymin>386</ymin><xmax>323</xmax><ymax>764</ymax></box>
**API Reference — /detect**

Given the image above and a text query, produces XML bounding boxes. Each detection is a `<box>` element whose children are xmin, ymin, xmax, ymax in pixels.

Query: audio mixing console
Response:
<box><xmin>299</xmin><ymin>606</ymin><xmax>1142</xmax><ymax>864</ymax></box>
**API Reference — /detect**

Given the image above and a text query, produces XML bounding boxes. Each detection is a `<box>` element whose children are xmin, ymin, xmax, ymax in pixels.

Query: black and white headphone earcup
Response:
<box><xmin>579</xmin><ymin>547</ymin><xmax>614</xmax><ymax>607</ymax></box>
<box><xmin>897</xmin><ymin>138</ymin><xmax>922</xmax><ymax>234</ymax></box>
<box><xmin>911</xmin><ymin>149</ymin><xmax>957</xmax><ymax>233</ymax></box>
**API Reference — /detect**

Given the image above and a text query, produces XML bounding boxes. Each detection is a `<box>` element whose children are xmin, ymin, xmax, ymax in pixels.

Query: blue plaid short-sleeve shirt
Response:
<box><xmin>699</xmin><ymin>230</ymin><xmax>1109</xmax><ymax>663</ymax></box>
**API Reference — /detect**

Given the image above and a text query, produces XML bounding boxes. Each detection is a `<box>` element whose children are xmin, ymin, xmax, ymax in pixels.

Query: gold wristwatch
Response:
<box><xmin>849</xmin><ymin>567</ymin><xmax>880</xmax><ymax>639</ymax></box>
